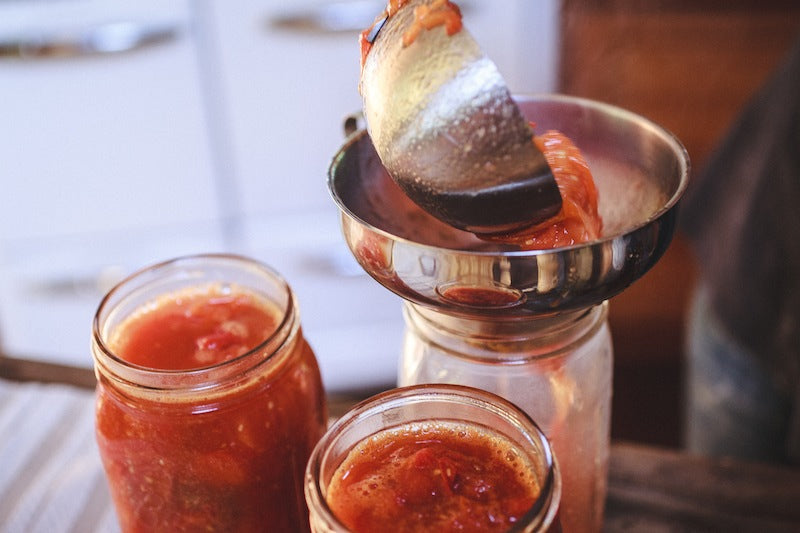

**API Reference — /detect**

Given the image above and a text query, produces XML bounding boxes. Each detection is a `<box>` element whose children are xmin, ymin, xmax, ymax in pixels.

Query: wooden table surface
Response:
<box><xmin>3</xmin><ymin>356</ymin><xmax>800</xmax><ymax>532</ymax></box>
<box><xmin>605</xmin><ymin>442</ymin><xmax>800</xmax><ymax>532</ymax></box>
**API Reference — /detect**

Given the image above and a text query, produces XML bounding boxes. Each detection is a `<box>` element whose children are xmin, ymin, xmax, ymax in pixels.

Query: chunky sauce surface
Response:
<box><xmin>327</xmin><ymin>421</ymin><xmax>541</xmax><ymax>532</ymax></box>
<box><xmin>109</xmin><ymin>287</ymin><xmax>277</xmax><ymax>370</ymax></box>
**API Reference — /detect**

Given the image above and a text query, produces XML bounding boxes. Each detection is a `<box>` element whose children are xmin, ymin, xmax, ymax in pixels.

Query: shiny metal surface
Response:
<box><xmin>0</xmin><ymin>21</ymin><xmax>179</xmax><ymax>59</ymax></box>
<box><xmin>360</xmin><ymin>0</ymin><xmax>561</xmax><ymax>234</ymax></box>
<box><xmin>329</xmin><ymin>95</ymin><xmax>690</xmax><ymax>317</ymax></box>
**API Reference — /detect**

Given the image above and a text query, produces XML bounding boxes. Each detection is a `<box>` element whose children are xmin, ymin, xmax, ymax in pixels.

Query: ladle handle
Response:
<box><xmin>343</xmin><ymin>112</ymin><xmax>366</xmax><ymax>138</ymax></box>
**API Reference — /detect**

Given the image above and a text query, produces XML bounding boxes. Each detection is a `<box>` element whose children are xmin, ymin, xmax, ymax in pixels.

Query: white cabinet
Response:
<box><xmin>0</xmin><ymin>0</ymin><xmax>219</xmax><ymax>239</ymax></box>
<box><xmin>0</xmin><ymin>0</ymin><xmax>559</xmax><ymax>392</ymax></box>
<box><xmin>0</xmin><ymin>1</ymin><xmax>224</xmax><ymax>369</ymax></box>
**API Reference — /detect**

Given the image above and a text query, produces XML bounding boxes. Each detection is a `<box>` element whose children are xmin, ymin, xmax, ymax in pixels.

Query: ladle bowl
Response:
<box><xmin>329</xmin><ymin>94</ymin><xmax>690</xmax><ymax>317</ymax></box>
<box><xmin>361</xmin><ymin>0</ymin><xmax>561</xmax><ymax>234</ymax></box>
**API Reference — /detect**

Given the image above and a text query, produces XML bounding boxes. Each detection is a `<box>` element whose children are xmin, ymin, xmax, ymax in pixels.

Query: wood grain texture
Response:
<box><xmin>2</xmin><ymin>374</ymin><xmax>799</xmax><ymax>530</ymax></box>
<box><xmin>606</xmin><ymin>442</ymin><xmax>800</xmax><ymax>531</ymax></box>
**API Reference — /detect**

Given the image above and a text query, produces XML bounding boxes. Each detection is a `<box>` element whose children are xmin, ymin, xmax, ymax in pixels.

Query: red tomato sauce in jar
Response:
<box><xmin>326</xmin><ymin>421</ymin><xmax>546</xmax><ymax>533</ymax></box>
<box><xmin>94</xmin><ymin>283</ymin><xmax>326</xmax><ymax>533</ymax></box>
<box><xmin>109</xmin><ymin>289</ymin><xmax>279</xmax><ymax>370</ymax></box>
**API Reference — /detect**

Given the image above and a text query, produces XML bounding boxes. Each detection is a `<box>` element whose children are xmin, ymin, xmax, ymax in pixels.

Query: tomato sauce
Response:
<box><xmin>94</xmin><ymin>284</ymin><xmax>326</xmax><ymax>533</ymax></box>
<box><xmin>402</xmin><ymin>0</ymin><xmax>463</xmax><ymax>47</ymax></box>
<box><xmin>326</xmin><ymin>421</ymin><xmax>543</xmax><ymax>532</ymax></box>
<box><xmin>110</xmin><ymin>289</ymin><xmax>279</xmax><ymax>370</ymax></box>
<box><xmin>484</xmin><ymin>130</ymin><xmax>603</xmax><ymax>250</ymax></box>
<box><xmin>360</xmin><ymin>0</ymin><xmax>462</xmax><ymax>69</ymax></box>
<box><xmin>360</xmin><ymin>0</ymin><xmax>409</xmax><ymax>68</ymax></box>
<box><xmin>440</xmin><ymin>285</ymin><xmax>523</xmax><ymax>308</ymax></box>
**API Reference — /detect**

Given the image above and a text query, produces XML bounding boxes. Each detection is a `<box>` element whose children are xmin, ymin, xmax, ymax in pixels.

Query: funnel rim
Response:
<box><xmin>328</xmin><ymin>93</ymin><xmax>689</xmax><ymax>258</ymax></box>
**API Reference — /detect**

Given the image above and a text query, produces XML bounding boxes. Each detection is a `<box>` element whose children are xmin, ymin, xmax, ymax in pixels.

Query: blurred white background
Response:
<box><xmin>0</xmin><ymin>0</ymin><xmax>559</xmax><ymax>392</ymax></box>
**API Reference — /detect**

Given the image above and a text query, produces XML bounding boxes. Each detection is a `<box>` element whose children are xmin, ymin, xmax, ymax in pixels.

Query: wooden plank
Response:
<box><xmin>0</xmin><ymin>353</ymin><xmax>374</xmax><ymax>420</ymax></box>
<box><xmin>0</xmin><ymin>354</ymin><xmax>96</xmax><ymax>389</ymax></box>
<box><xmin>606</xmin><ymin>442</ymin><xmax>800</xmax><ymax>531</ymax></box>
<box><xmin>3</xmin><ymin>363</ymin><xmax>800</xmax><ymax>530</ymax></box>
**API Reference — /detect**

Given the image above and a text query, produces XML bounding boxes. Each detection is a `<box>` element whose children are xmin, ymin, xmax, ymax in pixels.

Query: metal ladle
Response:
<box><xmin>360</xmin><ymin>0</ymin><xmax>562</xmax><ymax>235</ymax></box>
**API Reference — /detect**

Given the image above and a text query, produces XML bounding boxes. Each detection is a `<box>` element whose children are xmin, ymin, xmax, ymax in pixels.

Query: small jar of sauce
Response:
<box><xmin>92</xmin><ymin>254</ymin><xmax>327</xmax><ymax>532</ymax></box>
<box><xmin>305</xmin><ymin>384</ymin><xmax>561</xmax><ymax>533</ymax></box>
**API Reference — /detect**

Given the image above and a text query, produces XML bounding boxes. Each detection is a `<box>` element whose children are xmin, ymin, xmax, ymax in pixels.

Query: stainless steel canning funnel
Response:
<box><xmin>360</xmin><ymin>0</ymin><xmax>561</xmax><ymax>234</ymax></box>
<box><xmin>329</xmin><ymin>94</ymin><xmax>690</xmax><ymax>317</ymax></box>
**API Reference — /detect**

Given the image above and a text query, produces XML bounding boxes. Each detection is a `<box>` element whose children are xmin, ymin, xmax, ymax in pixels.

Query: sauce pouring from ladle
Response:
<box><xmin>359</xmin><ymin>0</ymin><xmax>562</xmax><ymax>235</ymax></box>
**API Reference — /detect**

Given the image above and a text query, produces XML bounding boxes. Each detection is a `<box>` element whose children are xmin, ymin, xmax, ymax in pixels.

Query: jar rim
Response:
<box><xmin>92</xmin><ymin>253</ymin><xmax>298</xmax><ymax>393</ymax></box>
<box><xmin>404</xmin><ymin>301</ymin><xmax>608</xmax><ymax>364</ymax></box>
<box><xmin>305</xmin><ymin>383</ymin><xmax>561</xmax><ymax>532</ymax></box>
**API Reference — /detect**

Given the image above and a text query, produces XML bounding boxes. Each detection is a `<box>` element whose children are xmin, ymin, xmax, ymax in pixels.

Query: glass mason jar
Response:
<box><xmin>92</xmin><ymin>254</ymin><xmax>327</xmax><ymax>532</ymax></box>
<box><xmin>306</xmin><ymin>384</ymin><xmax>561</xmax><ymax>533</ymax></box>
<box><xmin>399</xmin><ymin>303</ymin><xmax>612</xmax><ymax>533</ymax></box>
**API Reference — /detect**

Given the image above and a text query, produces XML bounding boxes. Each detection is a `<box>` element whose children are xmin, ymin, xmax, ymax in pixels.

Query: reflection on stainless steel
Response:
<box><xmin>329</xmin><ymin>94</ymin><xmax>690</xmax><ymax>316</ymax></box>
<box><xmin>360</xmin><ymin>0</ymin><xmax>561</xmax><ymax>234</ymax></box>
<box><xmin>0</xmin><ymin>21</ymin><xmax>179</xmax><ymax>59</ymax></box>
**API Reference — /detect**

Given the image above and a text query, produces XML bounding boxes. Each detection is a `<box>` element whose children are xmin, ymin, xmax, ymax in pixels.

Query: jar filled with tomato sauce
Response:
<box><xmin>305</xmin><ymin>384</ymin><xmax>561</xmax><ymax>533</ymax></box>
<box><xmin>92</xmin><ymin>254</ymin><xmax>327</xmax><ymax>532</ymax></box>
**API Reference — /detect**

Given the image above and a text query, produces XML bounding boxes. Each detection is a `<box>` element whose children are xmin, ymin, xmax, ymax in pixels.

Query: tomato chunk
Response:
<box><xmin>484</xmin><ymin>130</ymin><xmax>603</xmax><ymax>250</ymax></box>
